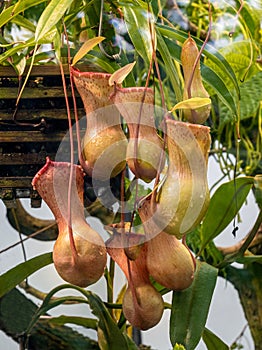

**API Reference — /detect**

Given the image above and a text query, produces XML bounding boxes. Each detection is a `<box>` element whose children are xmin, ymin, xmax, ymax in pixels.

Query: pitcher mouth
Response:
<box><xmin>70</xmin><ymin>66</ymin><xmax>112</xmax><ymax>79</ymax></box>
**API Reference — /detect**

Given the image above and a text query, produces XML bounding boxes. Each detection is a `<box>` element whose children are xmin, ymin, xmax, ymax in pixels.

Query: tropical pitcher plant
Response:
<box><xmin>30</xmin><ymin>28</ymin><xmax>212</xmax><ymax>343</ymax></box>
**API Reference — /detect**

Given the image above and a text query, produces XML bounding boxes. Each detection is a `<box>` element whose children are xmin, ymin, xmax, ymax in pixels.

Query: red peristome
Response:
<box><xmin>70</xmin><ymin>66</ymin><xmax>112</xmax><ymax>80</ymax></box>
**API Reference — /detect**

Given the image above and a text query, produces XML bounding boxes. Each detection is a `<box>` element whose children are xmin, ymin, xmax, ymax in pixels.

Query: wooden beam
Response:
<box><xmin>0</xmin><ymin>153</ymin><xmax>55</xmax><ymax>165</ymax></box>
<box><xmin>0</xmin><ymin>108</ymin><xmax>85</xmax><ymax>121</ymax></box>
<box><xmin>0</xmin><ymin>64</ymin><xmax>100</xmax><ymax>77</ymax></box>
<box><xmin>0</xmin><ymin>177</ymin><xmax>33</xmax><ymax>188</ymax></box>
<box><xmin>0</xmin><ymin>130</ymin><xmax>66</xmax><ymax>142</ymax></box>
<box><xmin>0</xmin><ymin>86</ymin><xmax>69</xmax><ymax>99</ymax></box>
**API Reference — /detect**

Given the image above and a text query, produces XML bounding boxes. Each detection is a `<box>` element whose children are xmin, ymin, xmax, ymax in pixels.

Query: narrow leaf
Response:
<box><xmin>201</xmin><ymin>64</ymin><xmax>237</xmax><ymax>117</ymax></box>
<box><xmin>0</xmin><ymin>29</ymin><xmax>57</xmax><ymax>65</ymax></box>
<box><xmin>122</xmin><ymin>4</ymin><xmax>154</xmax><ymax>64</ymax></box>
<box><xmin>0</xmin><ymin>39</ymin><xmax>34</xmax><ymax>65</ymax></box>
<box><xmin>0</xmin><ymin>253</ymin><xmax>53</xmax><ymax>298</ymax></box>
<box><xmin>109</xmin><ymin>62</ymin><xmax>136</xmax><ymax>86</ymax></box>
<box><xmin>12</xmin><ymin>56</ymin><xmax>26</xmax><ymax>76</ymax></box>
<box><xmin>254</xmin><ymin>174</ymin><xmax>262</xmax><ymax>209</ymax></box>
<box><xmin>53</xmin><ymin>30</ymin><xmax>62</xmax><ymax>61</ymax></box>
<box><xmin>25</xmin><ymin>284</ymin><xmax>137</xmax><ymax>350</ymax></box>
<box><xmin>87</xmin><ymin>292</ymin><xmax>132</xmax><ymax>350</ymax></box>
<box><xmin>201</xmin><ymin>177</ymin><xmax>254</xmax><ymax>250</ymax></box>
<box><xmin>72</xmin><ymin>36</ymin><xmax>105</xmax><ymax>66</ymax></box>
<box><xmin>0</xmin><ymin>0</ymin><xmax>45</xmax><ymax>28</ymax></box>
<box><xmin>11</xmin><ymin>15</ymin><xmax>36</xmax><ymax>32</ymax></box>
<box><xmin>170</xmin><ymin>97</ymin><xmax>211</xmax><ymax>112</ymax></box>
<box><xmin>35</xmin><ymin>0</ymin><xmax>74</xmax><ymax>42</ymax></box>
<box><xmin>170</xmin><ymin>261</ymin><xmax>218</xmax><ymax>350</ymax></box>
<box><xmin>202</xmin><ymin>328</ymin><xmax>229</xmax><ymax>350</ymax></box>
<box><xmin>236</xmin><ymin>254</ymin><xmax>262</xmax><ymax>264</ymax></box>
<box><xmin>47</xmin><ymin>315</ymin><xmax>98</xmax><ymax>329</ymax></box>
<box><xmin>85</xmin><ymin>52</ymin><xmax>119</xmax><ymax>73</ymax></box>
<box><xmin>156</xmin><ymin>29</ymin><xmax>182</xmax><ymax>102</ymax></box>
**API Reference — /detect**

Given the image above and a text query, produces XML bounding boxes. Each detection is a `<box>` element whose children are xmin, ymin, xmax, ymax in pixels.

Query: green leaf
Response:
<box><xmin>53</xmin><ymin>29</ymin><xmax>62</xmax><ymax>61</ymax></box>
<box><xmin>0</xmin><ymin>29</ymin><xmax>57</xmax><ymax>65</ymax></box>
<box><xmin>0</xmin><ymin>252</ymin><xmax>53</xmax><ymax>298</ymax></box>
<box><xmin>212</xmin><ymin>41</ymin><xmax>259</xmax><ymax>84</ymax></box>
<box><xmin>159</xmin><ymin>36</ymin><xmax>238</xmax><ymax>117</ymax></box>
<box><xmin>29</xmin><ymin>284</ymin><xmax>137</xmax><ymax>350</ymax></box>
<box><xmin>122</xmin><ymin>333</ymin><xmax>139</xmax><ymax>350</ymax></box>
<box><xmin>12</xmin><ymin>56</ymin><xmax>26</xmax><ymax>76</ymax></box>
<box><xmin>170</xmin><ymin>261</ymin><xmax>218</xmax><ymax>350</ymax></box>
<box><xmin>254</xmin><ymin>174</ymin><xmax>262</xmax><ymax>209</ymax></box>
<box><xmin>219</xmin><ymin>71</ymin><xmax>262</xmax><ymax>124</ymax></box>
<box><xmin>170</xmin><ymin>97</ymin><xmax>211</xmax><ymax>112</ymax></box>
<box><xmin>11</xmin><ymin>15</ymin><xmax>36</xmax><ymax>32</ymax></box>
<box><xmin>26</xmin><ymin>51</ymin><xmax>55</xmax><ymax>64</ymax></box>
<box><xmin>201</xmin><ymin>64</ymin><xmax>238</xmax><ymax>117</ymax></box>
<box><xmin>48</xmin><ymin>315</ymin><xmax>98</xmax><ymax>329</ymax></box>
<box><xmin>0</xmin><ymin>39</ymin><xmax>34</xmax><ymax>65</ymax></box>
<box><xmin>85</xmin><ymin>51</ymin><xmax>120</xmax><ymax>73</ymax></box>
<box><xmin>236</xmin><ymin>254</ymin><xmax>262</xmax><ymax>264</ymax></box>
<box><xmin>201</xmin><ymin>177</ymin><xmax>254</xmax><ymax>250</ymax></box>
<box><xmin>233</xmin><ymin>0</ymin><xmax>261</xmax><ymax>42</ymax></box>
<box><xmin>35</xmin><ymin>0</ymin><xmax>74</xmax><ymax>42</ymax></box>
<box><xmin>0</xmin><ymin>0</ymin><xmax>45</xmax><ymax>28</ymax></box>
<box><xmin>156</xmin><ymin>30</ymin><xmax>182</xmax><ymax>102</ymax></box>
<box><xmin>186</xmin><ymin>228</ymin><xmax>224</xmax><ymax>267</ymax></box>
<box><xmin>122</xmin><ymin>3</ymin><xmax>154</xmax><ymax>64</ymax></box>
<box><xmin>72</xmin><ymin>37</ymin><xmax>105</xmax><ymax>66</ymax></box>
<box><xmin>87</xmin><ymin>292</ymin><xmax>133</xmax><ymax>350</ymax></box>
<box><xmin>202</xmin><ymin>328</ymin><xmax>229</xmax><ymax>350</ymax></box>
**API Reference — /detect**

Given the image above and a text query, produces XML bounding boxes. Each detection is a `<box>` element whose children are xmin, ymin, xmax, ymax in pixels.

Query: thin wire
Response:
<box><xmin>0</xmin><ymin>223</ymin><xmax>56</xmax><ymax>254</ymax></box>
<box><xmin>10</xmin><ymin>207</ymin><xmax>27</xmax><ymax>262</ymax></box>
<box><xmin>60</xmin><ymin>21</ymin><xmax>77</xmax><ymax>258</ymax></box>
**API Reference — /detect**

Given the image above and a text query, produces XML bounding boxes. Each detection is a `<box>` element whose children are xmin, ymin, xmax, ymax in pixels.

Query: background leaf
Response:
<box><xmin>0</xmin><ymin>253</ymin><xmax>53</xmax><ymax>298</ymax></box>
<box><xmin>122</xmin><ymin>3</ymin><xmax>153</xmax><ymax>65</ymax></box>
<box><xmin>170</xmin><ymin>261</ymin><xmax>218</xmax><ymax>350</ymax></box>
<box><xmin>87</xmin><ymin>292</ymin><xmax>134</xmax><ymax>350</ymax></box>
<box><xmin>202</xmin><ymin>328</ymin><xmax>229</xmax><ymax>350</ymax></box>
<box><xmin>0</xmin><ymin>0</ymin><xmax>45</xmax><ymax>28</ymax></box>
<box><xmin>25</xmin><ymin>284</ymin><xmax>136</xmax><ymax>349</ymax></box>
<box><xmin>207</xmin><ymin>41</ymin><xmax>259</xmax><ymax>86</ymax></box>
<box><xmin>156</xmin><ymin>31</ymin><xmax>182</xmax><ymax>102</ymax></box>
<box><xmin>35</xmin><ymin>0</ymin><xmax>74</xmax><ymax>42</ymax></box>
<box><xmin>219</xmin><ymin>71</ymin><xmax>262</xmax><ymax>125</ymax></box>
<box><xmin>48</xmin><ymin>315</ymin><xmax>98</xmax><ymax>329</ymax></box>
<box><xmin>236</xmin><ymin>254</ymin><xmax>262</xmax><ymax>264</ymax></box>
<box><xmin>200</xmin><ymin>177</ymin><xmax>254</xmax><ymax>250</ymax></box>
<box><xmin>11</xmin><ymin>15</ymin><xmax>36</xmax><ymax>32</ymax></box>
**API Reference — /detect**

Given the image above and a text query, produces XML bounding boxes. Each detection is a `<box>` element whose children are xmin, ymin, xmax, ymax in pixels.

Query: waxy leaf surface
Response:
<box><xmin>0</xmin><ymin>252</ymin><xmax>53</xmax><ymax>298</ymax></box>
<box><xmin>170</xmin><ymin>261</ymin><xmax>218</xmax><ymax>350</ymax></box>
